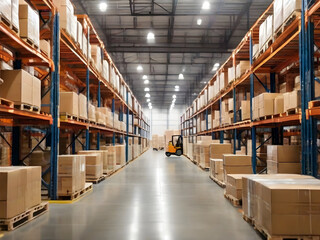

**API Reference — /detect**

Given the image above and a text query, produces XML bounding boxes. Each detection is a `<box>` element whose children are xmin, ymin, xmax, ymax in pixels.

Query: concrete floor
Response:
<box><xmin>1</xmin><ymin>150</ymin><xmax>262</xmax><ymax>240</ymax></box>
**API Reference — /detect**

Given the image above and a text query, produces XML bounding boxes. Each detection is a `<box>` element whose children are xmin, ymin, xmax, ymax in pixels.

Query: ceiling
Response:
<box><xmin>72</xmin><ymin>0</ymin><xmax>273</xmax><ymax>109</ymax></box>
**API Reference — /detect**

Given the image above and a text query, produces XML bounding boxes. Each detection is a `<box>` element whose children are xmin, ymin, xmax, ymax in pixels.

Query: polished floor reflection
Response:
<box><xmin>1</xmin><ymin>150</ymin><xmax>262</xmax><ymax>240</ymax></box>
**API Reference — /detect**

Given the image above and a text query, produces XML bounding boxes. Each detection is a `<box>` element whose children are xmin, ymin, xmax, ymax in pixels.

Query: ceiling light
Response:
<box><xmin>175</xmin><ymin>85</ymin><xmax>179</xmax><ymax>89</ymax></box>
<box><xmin>137</xmin><ymin>65</ymin><xmax>143</xmax><ymax>72</ymax></box>
<box><xmin>203</xmin><ymin>81</ymin><xmax>207</xmax><ymax>84</ymax></box>
<box><xmin>144</xmin><ymin>80</ymin><xmax>149</xmax><ymax>84</ymax></box>
<box><xmin>99</xmin><ymin>2</ymin><xmax>107</xmax><ymax>12</ymax></box>
<box><xmin>149</xmin><ymin>106</ymin><xmax>153</xmax><ymax>110</ymax></box>
<box><xmin>173</xmin><ymin>99</ymin><xmax>176</xmax><ymax>103</ymax></box>
<box><xmin>173</xmin><ymin>95</ymin><xmax>176</xmax><ymax>99</ymax></box>
<box><xmin>214</xmin><ymin>63</ymin><xmax>220</xmax><ymax>68</ymax></box>
<box><xmin>147</xmin><ymin>99</ymin><xmax>151</xmax><ymax>102</ymax></box>
<box><xmin>175</xmin><ymin>88</ymin><xmax>180</xmax><ymax>92</ymax></box>
<box><xmin>202</xmin><ymin>1</ymin><xmax>210</xmax><ymax>10</ymax></box>
<box><xmin>145</xmin><ymin>93</ymin><xmax>150</xmax><ymax>98</ymax></box>
<box><xmin>142</xmin><ymin>75</ymin><xmax>148</xmax><ymax>80</ymax></box>
<box><xmin>197</xmin><ymin>18</ymin><xmax>202</xmax><ymax>25</ymax></box>
<box><xmin>144</xmin><ymin>87</ymin><xmax>150</xmax><ymax>92</ymax></box>
<box><xmin>179</xmin><ymin>73</ymin><xmax>184</xmax><ymax>80</ymax></box>
<box><xmin>147</xmin><ymin>32</ymin><xmax>155</xmax><ymax>40</ymax></box>
<box><xmin>148</xmin><ymin>103</ymin><xmax>152</xmax><ymax>107</ymax></box>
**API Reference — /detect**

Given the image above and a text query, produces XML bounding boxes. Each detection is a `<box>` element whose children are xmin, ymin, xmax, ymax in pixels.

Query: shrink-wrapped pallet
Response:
<box><xmin>78</xmin><ymin>94</ymin><xmax>88</xmax><ymax>119</ymax></box>
<box><xmin>210</xmin><ymin>159</ymin><xmax>224</xmax><ymax>182</ymax></box>
<box><xmin>58</xmin><ymin>155</ymin><xmax>86</xmax><ymax>196</ymax></box>
<box><xmin>223</xmin><ymin>154</ymin><xmax>252</xmax><ymax>182</ymax></box>
<box><xmin>0</xmin><ymin>0</ymin><xmax>11</xmax><ymax>24</ymax></box>
<box><xmin>283</xmin><ymin>0</ymin><xmax>301</xmax><ymax>23</ymax></box>
<box><xmin>12</xmin><ymin>0</ymin><xmax>19</xmax><ymax>31</ymax></box>
<box><xmin>77</xmin><ymin>21</ymin><xmax>83</xmax><ymax>49</ymax></box>
<box><xmin>236</xmin><ymin>61</ymin><xmax>250</xmax><ymax>79</ymax></box>
<box><xmin>273</xmin><ymin>0</ymin><xmax>283</xmax><ymax>32</ymax></box>
<box><xmin>102</xmin><ymin>60</ymin><xmax>109</xmax><ymax>81</ymax></box>
<box><xmin>53</xmin><ymin>0</ymin><xmax>74</xmax><ymax>37</ymax></box>
<box><xmin>77</xmin><ymin>152</ymin><xmax>103</xmax><ymax>179</ymax></box>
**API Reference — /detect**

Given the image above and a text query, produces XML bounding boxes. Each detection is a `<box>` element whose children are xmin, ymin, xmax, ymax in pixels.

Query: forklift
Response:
<box><xmin>165</xmin><ymin>135</ymin><xmax>183</xmax><ymax>157</ymax></box>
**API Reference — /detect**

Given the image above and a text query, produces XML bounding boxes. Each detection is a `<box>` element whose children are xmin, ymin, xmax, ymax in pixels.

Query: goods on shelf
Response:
<box><xmin>242</xmin><ymin>175</ymin><xmax>319</xmax><ymax>237</ymax></box>
<box><xmin>0</xmin><ymin>1</ymin><xmax>12</xmax><ymax>25</ymax></box>
<box><xmin>283</xmin><ymin>0</ymin><xmax>301</xmax><ymax>24</ymax></box>
<box><xmin>91</xmin><ymin>44</ymin><xmax>102</xmax><ymax>73</ymax></box>
<box><xmin>19</xmin><ymin>1</ymin><xmax>40</xmax><ymax>47</ymax></box>
<box><xmin>0</xmin><ymin>69</ymin><xmax>41</xmax><ymax>108</ymax></box>
<box><xmin>115</xmin><ymin>145</ymin><xmax>125</xmax><ymax>166</ymax></box>
<box><xmin>273</xmin><ymin>0</ymin><xmax>283</xmax><ymax>32</ymax></box>
<box><xmin>58</xmin><ymin>155</ymin><xmax>86</xmax><ymax>196</ymax></box>
<box><xmin>223</xmin><ymin>154</ymin><xmax>252</xmax><ymax>182</ymax></box>
<box><xmin>228</xmin><ymin>66</ymin><xmax>235</xmax><ymax>83</ymax></box>
<box><xmin>0</xmin><ymin>166</ymin><xmax>41</xmax><ymax>218</ymax></box>
<box><xmin>225</xmin><ymin>174</ymin><xmax>249</xmax><ymax>201</ymax></box>
<box><xmin>76</xmin><ymin>21</ymin><xmax>82</xmax><ymax>49</ymax></box>
<box><xmin>241</xmin><ymin>100</ymin><xmax>250</xmax><ymax>120</ymax></box>
<box><xmin>78</xmin><ymin>94</ymin><xmax>88</xmax><ymax>119</ymax></box>
<box><xmin>218</xmin><ymin>71</ymin><xmax>228</xmax><ymax>91</ymax></box>
<box><xmin>102</xmin><ymin>60</ymin><xmax>109</xmax><ymax>81</ymax></box>
<box><xmin>283</xmin><ymin>90</ymin><xmax>301</xmax><ymax>112</ymax></box>
<box><xmin>88</xmin><ymin>103</ymin><xmax>96</xmax><ymax>122</ymax></box>
<box><xmin>210</xmin><ymin>159</ymin><xmax>223</xmax><ymax>182</ymax></box>
<box><xmin>258</xmin><ymin>93</ymin><xmax>281</xmax><ymax>118</ymax></box>
<box><xmin>54</xmin><ymin>0</ymin><xmax>74</xmax><ymax>39</ymax></box>
<box><xmin>267</xmin><ymin>145</ymin><xmax>301</xmax><ymax>174</ymax></box>
<box><xmin>82</xmin><ymin>33</ymin><xmax>87</xmax><ymax>57</ymax></box>
<box><xmin>236</xmin><ymin>61</ymin><xmax>250</xmax><ymax>79</ymax></box>
<box><xmin>0</xmin><ymin>133</ymin><xmax>11</xmax><ymax>166</ymax></box>
<box><xmin>273</xmin><ymin>95</ymin><xmax>284</xmax><ymax>114</ymax></box>
<box><xmin>78</xmin><ymin>150</ymin><xmax>108</xmax><ymax>174</ymax></box>
<box><xmin>212</xmin><ymin>110</ymin><xmax>220</xmax><ymax>128</ymax></box>
<box><xmin>40</xmin><ymin>40</ymin><xmax>51</xmax><ymax>57</ymax></box>
<box><xmin>60</xmin><ymin>91</ymin><xmax>79</xmax><ymax>117</ymax></box>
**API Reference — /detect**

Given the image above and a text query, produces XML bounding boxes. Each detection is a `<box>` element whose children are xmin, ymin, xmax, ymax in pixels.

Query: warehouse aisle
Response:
<box><xmin>1</xmin><ymin>150</ymin><xmax>261</xmax><ymax>240</ymax></box>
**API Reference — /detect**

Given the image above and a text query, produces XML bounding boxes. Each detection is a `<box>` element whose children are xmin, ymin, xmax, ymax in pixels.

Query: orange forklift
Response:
<box><xmin>165</xmin><ymin>135</ymin><xmax>183</xmax><ymax>157</ymax></box>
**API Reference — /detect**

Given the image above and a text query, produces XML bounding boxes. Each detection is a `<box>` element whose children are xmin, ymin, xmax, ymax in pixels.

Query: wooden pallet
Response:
<box><xmin>14</xmin><ymin>103</ymin><xmax>40</xmax><ymax>113</ymax></box>
<box><xmin>0</xmin><ymin>98</ymin><xmax>14</xmax><ymax>108</ymax></box>
<box><xmin>274</xmin><ymin>11</ymin><xmax>301</xmax><ymax>40</ymax></box>
<box><xmin>58</xmin><ymin>182</ymin><xmax>93</xmax><ymax>201</ymax></box>
<box><xmin>0</xmin><ymin>202</ymin><xmax>49</xmax><ymax>231</ymax></box>
<box><xmin>224</xmin><ymin>193</ymin><xmax>241</xmax><ymax>207</ymax></box>
<box><xmin>199</xmin><ymin>165</ymin><xmax>210</xmax><ymax>171</ymax></box>
<box><xmin>0</xmin><ymin>14</ymin><xmax>18</xmax><ymax>34</ymax></box>
<box><xmin>86</xmin><ymin>175</ymin><xmax>106</xmax><ymax>184</ymax></box>
<box><xmin>258</xmin><ymin>115</ymin><xmax>273</xmax><ymax>121</ymax></box>
<box><xmin>78</xmin><ymin>117</ymin><xmax>88</xmax><ymax>123</ymax></box>
<box><xmin>285</xmin><ymin>108</ymin><xmax>301</xmax><ymax>116</ymax></box>
<box><xmin>242</xmin><ymin>213</ymin><xmax>254</xmax><ymax>226</ymax></box>
<box><xmin>60</xmin><ymin>112</ymin><xmax>78</xmax><ymax>121</ymax></box>
<box><xmin>308</xmin><ymin>100</ymin><xmax>320</xmax><ymax>109</ymax></box>
<box><xmin>209</xmin><ymin>175</ymin><xmax>226</xmax><ymax>188</ymax></box>
<box><xmin>254</xmin><ymin>223</ymin><xmax>320</xmax><ymax>240</ymax></box>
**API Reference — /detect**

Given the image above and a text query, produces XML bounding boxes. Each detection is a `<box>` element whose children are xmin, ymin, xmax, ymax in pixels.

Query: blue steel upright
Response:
<box><xmin>97</xmin><ymin>81</ymin><xmax>101</xmax><ymax>150</ymax></box>
<box><xmin>233</xmin><ymin>88</ymin><xmax>237</xmax><ymax>154</ymax></box>
<box><xmin>50</xmin><ymin>13</ymin><xmax>60</xmax><ymax>199</ymax></box>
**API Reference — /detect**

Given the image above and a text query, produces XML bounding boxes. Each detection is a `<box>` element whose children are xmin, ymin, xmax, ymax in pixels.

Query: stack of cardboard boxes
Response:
<box><xmin>58</xmin><ymin>155</ymin><xmax>86</xmax><ymax>196</ymax></box>
<box><xmin>209</xmin><ymin>159</ymin><xmax>224</xmax><ymax>182</ymax></box>
<box><xmin>0</xmin><ymin>166</ymin><xmax>42</xmax><ymax>219</ymax></box>
<box><xmin>225</xmin><ymin>174</ymin><xmax>249</xmax><ymax>201</ymax></box>
<box><xmin>152</xmin><ymin>135</ymin><xmax>159</xmax><ymax>149</ymax></box>
<box><xmin>267</xmin><ymin>145</ymin><xmax>301</xmax><ymax>174</ymax></box>
<box><xmin>223</xmin><ymin>154</ymin><xmax>252</xmax><ymax>182</ymax></box>
<box><xmin>242</xmin><ymin>174</ymin><xmax>320</xmax><ymax>237</ymax></box>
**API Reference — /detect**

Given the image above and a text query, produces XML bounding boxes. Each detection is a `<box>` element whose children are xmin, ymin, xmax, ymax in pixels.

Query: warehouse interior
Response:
<box><xmin>0</xmin><ymin>0</ymin><xmax>320</xmax><ymax>239</ymax></box>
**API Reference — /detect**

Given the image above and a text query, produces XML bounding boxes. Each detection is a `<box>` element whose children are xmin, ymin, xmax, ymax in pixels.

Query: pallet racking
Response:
<box><xmin>180</xmin><ymin>0</ymin><xmax>319</xmax><ymax>177</ymax></box>
<box><xmin>0</xmin><ymin>0</ymin><xmax>150</xmax><ymax>200</ymax></box>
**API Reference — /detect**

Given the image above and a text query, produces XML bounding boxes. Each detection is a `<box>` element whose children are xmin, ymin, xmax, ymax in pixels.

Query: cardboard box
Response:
<box><xmin>267</xmin><ymin>160</ymin><xmax>301</xmax><ymax>174</ymax></box>
<box><xmin>58</xmin><ymin>155</ymin><xmax>86</xmax><ymax>196</ymax></box>
<box><xmin>115</xmin><ymin>145</ymin><xmax>126</xmax><ymax>166</ymax></box>
<box><xmin>236</xmin><ymin>61</ymin><xmax>250</xmax><ymax>79</ymax></box>
<box><xmin>78</xmin><ymin>94</ymin><xmax>87</xmax><ymax>119</ymax></box>
<box><xmin>223</xmin><ymin>154</ymin><xmax>251</xmax><ymax>166</ymax></box>
<box><xmin>101</xmin><ymin>146</ymin><xmax>116</xmax><ymax>173</ymax></box>
<box><xmin>19</xmin><ymin>2</ymin><xmax>40</xmax><ymax>47</ymax></box>
<box><xmin>40</xmin><ymin>39</ymin><xmax>51</xmax><ymax>57</ymax></box>
<box><xmin>274</xmin><ymin>95</ymin><xmax>284</xmax><ymax>114</ymax></box>
<box><xmin>241</xmin><ymin>100</ymin><xmax>250</xmax><ymax>120</ymax></box>
<box><xmin>267</xmin><ymin>145</ymin><xmax>301</xmax><ymax>163</ymax></box>
<box><xmin>283</xmin><ymin>0</ymin><xmax>301</xmax><ymax>23</ymax></box>
<box><xmin>274</xmin><ymin>0</ymin><xmax>283</xmax><ymax>32</ymax></box>
<box><xmin>12</xmin><ymin>0</ymin><xmax>19</xmax><ymax>31</ymax></box>
<box><xmin>0</xmin><ymin>166</ymin><xmax>41</xmax><ymax>218</ymax></box>
<box><xmin>0</xmin><ymin>70</ymin><xmax>33</xmax><ymax>105</ymax></box>
<box><xmin>284</xmin><ymin>90</ymin><xmax>301</xmax><ymax>112</ymax></box>
<box><xmin>60</xmin><ymin>92</ymin><xmax>79</xmax><ymax>116</ymax></box>
<box><xmin>258</xmin><ymin>93</ymin><xmax>280</xmax><ymax>117</ymax></box>
<box><xmin>32</xmin><ymin>76</ymin><xmax>41</xmax><ymax>109</ymax></box>
<box><xmin>199</xmin><ymin>144</ymin><xmax>210</xmax><ymax>169</ymax></box>
<box><xmin>209</xmin><ymin>143</ymin><xmax>232</xmax><ymax>159</ymax></box>
<box><xmin>0</xmin><ymin>0</ymin><xmax>11</xmax><ymax>25</ymax></box>
<box><xmin>88</xmin><ymin>103</ymin><xmax>96</xmax><ymax>122</ymax></box>
<box><xmin>225</xmin><ymin>174</ymin><xmax>250</xmax><ymax>200</ymax></box>
<box><xmin>210</xmin><ymin>159</ymin><xmax>224</xmax><ymax>181</ymax></box>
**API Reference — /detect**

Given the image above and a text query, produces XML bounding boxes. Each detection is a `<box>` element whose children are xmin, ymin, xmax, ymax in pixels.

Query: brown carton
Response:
<box><xmin>273</xmin><ymin>95</ymin><xmax>284</xmax><ymax>115</ymax></box>
<box><xmin>223</xmin><ymin>154</ymin><xmax>251</xmax><ymax>166</ymax></box>
<box><xmin>0</xmin><ymin>70</ymin><xmax>33</xmax><ymax>105</ymax></box>
<box><xmin>209</xmin><ymin>143</ymin><xmax>232</xmax><ymax>159</ymax></box>
<box><xmin>60</xmin><ymin>92</ymin><xmax>79</xmax><ymax>116</ymax></box>
<box><xmin>267</xmin><ymin>160</ymin><xmax>301</xmax><ymax>174</ymax></box>
<box><xmin>267</xmin><ymin>145</ymin><xmax>301</xmax><ymax>163</ymax></box>
<box><xmin>241</xmin><ymin>100</ymin><xmax>250</xmax><ymax>120</ymax></box>
<box><xmin>32</xmin><ymin>76</ymin><xmax>41</xmax><ymax>109</ymax></box>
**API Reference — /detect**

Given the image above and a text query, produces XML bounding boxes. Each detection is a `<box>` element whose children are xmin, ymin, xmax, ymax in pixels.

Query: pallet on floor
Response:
<box><xmin>209</xmin><ymin>175</ymin><xmax>226</xmax><ymax>188</ymax></box>
<box><xmin>0</xmin><ymin>98</ymin><xmax>14</xmax><ymax>108</ymax></box>
<box><xmin>58</xmin><ymin>182</ymin><xmax>93</xmax><ymax>201</ymax></box>
<box><xmin>199</xmin><ymin>165</ymin><xmax>209</xmax><ymax>171</ymax></box>
<box><xmin>224</xmin><ymin>193</ymin><xmax>241</xmax><ymax>207</ymax></box>
<box><xmin>86</xmin><ymin>175</ymin><xmax>106</xmax><ymax>184</ymax></box>
<box><xmin>254</xmin><ymin>223</ymin><xmax>320</xmax><ymax>240</ymax></box>
<box><xmin>242</xmin><ymin>213</ymin><xmax>254</xmax><ymax>226</ymax></box>
<box><xmin>0</xmin><ymin>202</ymin><xmax>49</xmax><ymax>231</ymax></box>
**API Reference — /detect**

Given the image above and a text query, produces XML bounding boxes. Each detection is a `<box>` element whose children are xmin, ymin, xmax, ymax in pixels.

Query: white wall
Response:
<box><xmin>143</xmin><ymin>108</ymin><xmax>184</xmax><ymax>136</ymax></box>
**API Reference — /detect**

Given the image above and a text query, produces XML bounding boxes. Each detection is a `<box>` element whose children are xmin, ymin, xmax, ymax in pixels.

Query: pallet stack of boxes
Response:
<box><xmin>209</xmin><ymin>143</ymin><xmax>232</xmax><ymax>183</ymax></box>
<box><xmin>0</xmin><ymin>166</ymin><xmax>42</xmax><ymax>219</ymax></box>
<box><xmin>101</xmin><ymin>146</ymin><xmax>116</xmax><ymax>174</ymax></box>
<box><xmin>78</xmin><ymin>150</ymin><xmax>105</xmax><ymax>180</ymax></box>
<box><xmin>225</xmin><ymin>174</ymin><xmax>249</xmax><ymax>202</ymax></box>
<box><xmin>58</xmin><ymin>155</ymin><xmax>86</xmax><ymax>197</ymax></box>
<box><xmin>266</xmin><ymin>145</ymin><xmax>301</xmax><ymax>174</ymax></box>
<box><xmin>242</xmin><ymin>174</ymin><xmax>320</xmax><ymax>238</ymax></box>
